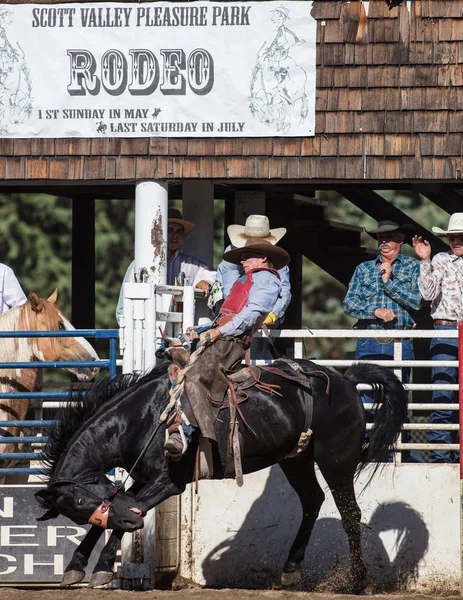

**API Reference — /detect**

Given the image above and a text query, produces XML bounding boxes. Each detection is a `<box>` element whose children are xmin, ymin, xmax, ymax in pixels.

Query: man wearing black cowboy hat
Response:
<box><xmin>164</xmin><ymin>238</ymin><xmax>290</xmax><ymax>459</ymax></box>
<box><xmin>343</xmin><ymin>220</ymin><xmax>421</xmax><ymax>441</ymax></box>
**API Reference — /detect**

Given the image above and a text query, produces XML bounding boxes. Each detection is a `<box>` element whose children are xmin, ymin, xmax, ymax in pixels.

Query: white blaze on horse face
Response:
<box><xmin>61</xmin><ymin>314</ymin><xmax>99</xmax><ymax>359</ymax></box>
<box><xmin>60</xmin><ymin>313</ymin><xmax>100</xmax><ymax>380</ymax></box>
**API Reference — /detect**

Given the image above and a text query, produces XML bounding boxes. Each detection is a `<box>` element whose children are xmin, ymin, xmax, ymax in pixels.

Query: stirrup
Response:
<box><xmin>164</xmin><ymin>427</ymin><xmax>188</xmax><ymax>459</ymax></box>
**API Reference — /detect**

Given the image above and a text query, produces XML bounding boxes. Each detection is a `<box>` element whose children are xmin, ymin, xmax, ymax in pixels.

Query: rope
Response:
<box><xmin>160</xmin><ymin>332</ymin><xmax>211</xmax><ymax>425</ymax></box>
<box><xmin>121</xmin><ymin>333</ymin><xmax>212</xmax><ymax>487</ymax></box>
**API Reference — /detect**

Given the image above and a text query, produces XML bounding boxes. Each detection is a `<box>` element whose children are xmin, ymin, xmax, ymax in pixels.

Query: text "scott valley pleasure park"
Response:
<box><xmin>32</xmin><ymin>5</ymin><xmax>252</xmax><ymax>28</ymax></box>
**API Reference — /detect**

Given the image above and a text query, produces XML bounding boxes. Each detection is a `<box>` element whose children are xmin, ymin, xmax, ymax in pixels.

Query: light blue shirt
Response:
<box><xmin>216</xmin><ymin>244</ymin><xmax>291</xmax><ymax>320</ymax></box>
<box><xmin>218</xmin><ymin>270</ymin><xmax>282</xmax><ymax>337</ymax></box>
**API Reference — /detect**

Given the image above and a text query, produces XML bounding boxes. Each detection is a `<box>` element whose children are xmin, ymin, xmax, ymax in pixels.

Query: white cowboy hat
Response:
<box><xmin>168</xmin><ymin>209</ymin><xmax>195</xmax><ymax>237</ymax></box>
<box><xmin>432</xmin><ymin>213</ymin><xmax>463</xmax><ymax>237</ymax></box>
<box><xmin>227</xmin><ymin>215</ymin><xmax>286</xmax><ymax>248</ymax></box>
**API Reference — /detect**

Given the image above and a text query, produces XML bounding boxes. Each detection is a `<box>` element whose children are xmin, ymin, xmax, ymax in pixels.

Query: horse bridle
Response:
<box><xmin>50</xmin><ymin>476</ymin><xmax>123</xmax><ymax>528</ymax></box>
<box><xmin>48</xmin><ymin>417</ymin><xmax>165</xmax><ymax>529</ymax></box>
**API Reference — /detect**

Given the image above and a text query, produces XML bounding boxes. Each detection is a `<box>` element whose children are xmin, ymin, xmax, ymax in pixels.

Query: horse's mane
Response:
<box><xmin>42</xmin><ymin>362</ymin><xmax>170</xmax><ymax>481</ymax></box>
<box><xmin>0</xmin><ymin>299</ymin><xmax>63</xmax><ymax>383</ymax></box>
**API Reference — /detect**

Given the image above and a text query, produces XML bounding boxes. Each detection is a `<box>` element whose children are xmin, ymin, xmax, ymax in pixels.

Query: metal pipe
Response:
<box><xmin>0</xmin><ymin>329</ymin><xmax>118</xmax><ymax>338</ymax></box>
<box><xmin>0</xmin><ymin>437</ymin><xmax>47</xmax><ymax>443</ymax></box>
<box><xmin>458</xmin><ymin>320</ymin><xmax>463</xmax><ymax>597</ymax></box>
<box><xmin>182</xmin><ymin>286</ymin><xmax>196</xmax><ymax>331</ymax></box>
<box><xmin>260</xmin><ymin>329</ymin><xmax>458</xmax><ymax>339</ymax></box>
<box><xmin>0</xmin><ymin>360</ymin><xmax>109</xmax><ymax>369</ymax></box>
<box><xmin>109</xmin><ymin>337</ymin><xmax>117</xmax><ymax>380</ymax></box>
<box><xmin>122</xmin><ymin>296</ymin><xmax>134</xmax><ymax>375</ymax></box>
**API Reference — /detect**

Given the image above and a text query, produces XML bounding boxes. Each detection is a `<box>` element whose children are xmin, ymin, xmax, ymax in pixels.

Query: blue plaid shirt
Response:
<box><xmin>343</xmin><ymin>254</ymin><xmax>421</xmax><ymax>330</ymax></box>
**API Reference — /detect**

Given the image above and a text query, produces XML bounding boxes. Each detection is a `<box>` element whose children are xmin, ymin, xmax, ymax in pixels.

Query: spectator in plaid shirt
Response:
<box><xmin>343</xmin><ymin>220</ymin><xmax>421</xmax><ymax>421</ymax></box>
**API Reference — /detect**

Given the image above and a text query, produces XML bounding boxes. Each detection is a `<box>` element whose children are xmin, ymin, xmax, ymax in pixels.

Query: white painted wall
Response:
<box><xmin>179</xmin><ymin>464</ymin><xmax>459</xmax><ymax>593</ymax></box>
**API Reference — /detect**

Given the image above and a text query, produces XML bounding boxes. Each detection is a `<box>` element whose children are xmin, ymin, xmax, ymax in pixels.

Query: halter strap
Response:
<box><xmin>50</xmin><ymin>476</ymin><xmax>122</xmax><ymax>528</ymax></box>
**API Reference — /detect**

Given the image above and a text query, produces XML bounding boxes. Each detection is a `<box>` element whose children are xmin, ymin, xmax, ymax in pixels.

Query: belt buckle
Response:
<box><xmin>376</xmin><ymin>336</ymin><xmax>392</xmax><ymax>344</ymax></box>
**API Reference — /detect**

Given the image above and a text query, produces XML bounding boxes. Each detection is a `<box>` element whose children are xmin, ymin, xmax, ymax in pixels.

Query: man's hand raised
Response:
<box><xmin>412</xmin><ymin>235</ymin><xmax>431</xmax><ymax>261</ymax></box>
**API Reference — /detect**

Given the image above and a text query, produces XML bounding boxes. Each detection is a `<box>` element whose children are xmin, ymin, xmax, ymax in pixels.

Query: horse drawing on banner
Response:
<box><xmin>249</xmin><ymin>5</ymin><xmax>308</xmax><ymax>134</ymax></box>
<box><xmin>36</xmin><ymin>359</ymin><xmax>408</xmax><ymax>590</ymax></box>
<box><xmin>0</xmin><ymin>9</ymin><xmax>33</xmax><ymax>135</ymax></box>
<box><xmin>0</xmin><ymin>290</ymin><xmax>99</xmax><ymax>476</ymax></box>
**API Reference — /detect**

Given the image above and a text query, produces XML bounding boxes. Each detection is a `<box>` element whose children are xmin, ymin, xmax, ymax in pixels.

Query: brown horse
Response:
<box><xmin>0</xmin><ymin>290</ymin><xmax>99</xmax><ymax>473</ymax></box>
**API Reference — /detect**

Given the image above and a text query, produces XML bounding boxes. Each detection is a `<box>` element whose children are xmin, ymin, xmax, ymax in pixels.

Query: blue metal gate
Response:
<box><xmin>0</xmin><ymin>329</ymin><xmax>119</xmax><ymax>584</ymax></box>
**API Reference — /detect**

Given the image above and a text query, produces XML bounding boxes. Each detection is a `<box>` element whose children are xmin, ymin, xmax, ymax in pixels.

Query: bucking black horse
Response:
<box><xmin>35</xmin><ymin>359</ymin><xmax>408</xmax><ymax>591</ymax></box>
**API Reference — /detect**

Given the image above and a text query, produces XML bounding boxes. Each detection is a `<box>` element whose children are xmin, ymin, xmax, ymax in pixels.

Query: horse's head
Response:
<box><xmin>35</xmin><ymin>474</ymin><xmax>147</xmax><ymax>531</ymax></box>
<box><xmin>23</xmin><ymin>290</ymin><xmax>99</xmax><ymax>381</ymax></box>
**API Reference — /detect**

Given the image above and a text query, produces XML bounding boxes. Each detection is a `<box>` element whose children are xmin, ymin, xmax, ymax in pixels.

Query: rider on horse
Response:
<box><xmin>164</xmin><ymin>238</ymin><xmax>290</xmax><ymax>460</ymax></box>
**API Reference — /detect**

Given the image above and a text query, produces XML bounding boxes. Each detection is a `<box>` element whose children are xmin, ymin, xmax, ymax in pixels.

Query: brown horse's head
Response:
<box><xmin>22</xmin><ymin>290</ymin><xmax>99</xmax><ymax>381</ymax></box>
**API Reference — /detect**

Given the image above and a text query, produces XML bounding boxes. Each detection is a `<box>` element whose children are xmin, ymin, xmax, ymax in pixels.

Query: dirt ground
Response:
<box><xmin>0</xmin><ymin>589</ymin><xmax>461</xmax><ymax>600</ymax></box>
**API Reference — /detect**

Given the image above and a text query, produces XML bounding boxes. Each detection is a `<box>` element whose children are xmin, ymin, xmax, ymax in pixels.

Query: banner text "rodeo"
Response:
<box><xmin>67</xmin><ymin>48</ymin><xmax>214</xmax><ymax>96</ymax></box>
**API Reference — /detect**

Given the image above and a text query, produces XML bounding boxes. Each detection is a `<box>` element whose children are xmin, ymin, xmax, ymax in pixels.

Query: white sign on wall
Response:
<box><xmin>0</xmin><ymin>1</ymin><xmax>316</xmax><ymax>138</ymax></box>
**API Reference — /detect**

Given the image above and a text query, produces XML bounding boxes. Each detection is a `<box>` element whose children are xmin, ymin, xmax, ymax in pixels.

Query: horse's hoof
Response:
<box><xmin>88</xmin><ymin>571</ymin><xmax>114</xmax><ymax>588</ymax></box>
<box><xmin>60</xmin><ymin>570</ymin><xmax>85</xmax><ymax>587</ymax></box>
<box><xmin>352</xmin><ymin>576</ymin><xmax>367</xmax><ymax>595</ymax></box>
<box><xmin>281</xmin><ymin>569</ymin><xmax>301</xmax><ymax>586</ymax></box>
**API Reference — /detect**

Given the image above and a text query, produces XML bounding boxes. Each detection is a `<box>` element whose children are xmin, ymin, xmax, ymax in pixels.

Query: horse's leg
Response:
<box><xmin>318</xmin><ymin>464</ymin><xmax>366</xmax><ymax>593</ymax></box>
<box><xmin>279</xmin><ymin>451</ymin><xmax>324</xmax><ymax>586</ymax></box>
<box><xmin>88</xmin><ymin>530</ymin><xmax>124</xmax><ymax>588</ymax></box>
<box><xmin>61</xmin><ymin>525</ymin><xmax>104</xmax><ymax>586</ymax></box>
<box><xmin>88</xmin><ymin>474</ymin><xmax>185</xmax><ymax>588</ymax></box>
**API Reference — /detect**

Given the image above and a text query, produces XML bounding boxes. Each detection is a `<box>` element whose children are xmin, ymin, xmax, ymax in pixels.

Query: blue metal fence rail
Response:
<box><xmin>0</xmin><ymin>329</ymin><xmax>119</xmax><ymax>476</ymax></box>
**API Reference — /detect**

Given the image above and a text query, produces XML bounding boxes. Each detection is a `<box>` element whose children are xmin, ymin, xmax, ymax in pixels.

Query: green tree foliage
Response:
<box><xmin>0</xmin><ymin>191</ymin><xmax>452</xmax><ymax>361</ymax></box>
<box><xmin>0</xmin><ymin>195</ymin><xmax>137</xmax><ymax>330</ymax></box>
<box><xmin>0</xmin><ymin>194</ymin><xmax>72</xmax><ymax>313</ymax></box>
<box><xmin>95</xmin><ymin>198</ymin><xmax>134</xmax><ymax>329</ymax></box>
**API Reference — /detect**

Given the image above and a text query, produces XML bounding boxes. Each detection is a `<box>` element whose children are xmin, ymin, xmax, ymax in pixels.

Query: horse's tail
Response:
<box><xmin>344</xmin><ymin>362</ymin><xmax>408</xmax><ymax>473</ymax></box>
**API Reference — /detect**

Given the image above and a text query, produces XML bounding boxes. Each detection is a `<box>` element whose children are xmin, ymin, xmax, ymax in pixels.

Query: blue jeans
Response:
<box><xmin>356</xmin><ymin>337</ymin><xmax>413</xmax><ymax>461</ymax></box>
<box><xmin>355</xmin><ymin>337</ymin><xmax>413</xmax><ymax>395</ymax></box>
<box><xmin>429</xmin><ymin>325</ymin><xmax>459</xmax><ymax>463</ymax></box>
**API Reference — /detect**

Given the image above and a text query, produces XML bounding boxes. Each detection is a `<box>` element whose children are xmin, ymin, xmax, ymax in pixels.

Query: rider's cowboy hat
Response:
<box><xmin>432</xmin><ymin>213</ymin><xmax>463</xmax><ymax>237</ymax></box>
<box><xmin>365</xmin><ymin>220</ymin><xmax>416</xmax><ymax>243</ymax></box>
<box><xmin>227</xmin><ymin>215</ymin><xmax>286</xmax><ymax>248</ymax></box>
<box><xmin>223</xmin><ymin>238</ymin><xmax>290</xmax><ymax>270</ymax></box>
<box><xmin>168</xmin><ymin>209</ymin><xmax>195</xmax><ymax>237</ymax></box>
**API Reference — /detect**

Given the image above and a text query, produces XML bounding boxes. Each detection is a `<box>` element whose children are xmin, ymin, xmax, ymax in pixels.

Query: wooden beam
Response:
<box><xmin>336</xmin><ymin>188</ymin><xmax>448</xmax><ymax>253</ymax></box>
<box><xmin>420</xmin><ymin>189</ymin><xmax>463</xmax><ymax>216</ymax></box>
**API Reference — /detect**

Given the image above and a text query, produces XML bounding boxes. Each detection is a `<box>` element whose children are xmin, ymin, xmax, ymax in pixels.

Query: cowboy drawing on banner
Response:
<box><xmin>0</xmin><ymin>9</ymin><xmax>32</xmax><ymax>134</ymax></box>
<box><xmin>249</xmin><ymin>5</ymin><xmax>307</xmax><ymax>135</ymax></box>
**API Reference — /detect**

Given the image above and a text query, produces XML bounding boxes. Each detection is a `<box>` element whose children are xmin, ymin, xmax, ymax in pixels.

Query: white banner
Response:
<box><xmin>0</xmin><ymin>1</ymin><xmax>316</xmax><ymax>138</ymax></box>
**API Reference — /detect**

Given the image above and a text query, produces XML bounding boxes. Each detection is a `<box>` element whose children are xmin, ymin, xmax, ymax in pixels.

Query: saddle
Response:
<box><xmin>163</xmin><ymin>339</ymin><xmax>327</xmax><ymax>486</ymax></box>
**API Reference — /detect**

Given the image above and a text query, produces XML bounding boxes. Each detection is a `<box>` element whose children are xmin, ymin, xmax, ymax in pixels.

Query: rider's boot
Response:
<box><xmin>164</xmin><ymin>426</ymin><xmax>187</xmax><ymax>461</ymax></box>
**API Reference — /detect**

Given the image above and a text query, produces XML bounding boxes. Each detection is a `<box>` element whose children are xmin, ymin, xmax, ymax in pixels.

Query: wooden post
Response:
<box><xmin>182</xmin><ymin>181</ymin><xmax>214</xmax><ymax>266</ymax></box>
<box><xmin>71</xmin><ymin>197</ymin><xmax>95</xmax><ymax>329</ymax></box>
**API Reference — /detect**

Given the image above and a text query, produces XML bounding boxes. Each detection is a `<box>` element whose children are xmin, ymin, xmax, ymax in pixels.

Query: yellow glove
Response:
<box><xmin>263</xmin><ymin>312</ymin><xmax>277</xmax><ymax>326</ymax></box>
